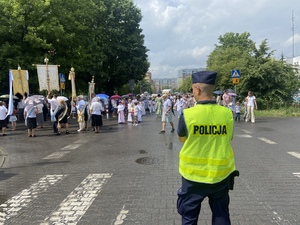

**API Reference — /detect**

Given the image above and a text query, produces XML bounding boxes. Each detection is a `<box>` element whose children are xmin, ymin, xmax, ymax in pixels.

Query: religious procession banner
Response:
<box><xmin>10</xmin><ymin>69</ymin><xmax>29</xmax><ymax>97</ymax></box>
<box><xmin>36</xmin><ymin>64</ymin><xmax>59</xmax><ymax>92</ymax></box>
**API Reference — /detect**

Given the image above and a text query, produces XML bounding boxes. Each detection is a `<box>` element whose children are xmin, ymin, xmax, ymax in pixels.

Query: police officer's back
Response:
<box><xmin>177</xmin><ymin>71</ymin><xmax>237</xmax><ymax>225</ymax></box>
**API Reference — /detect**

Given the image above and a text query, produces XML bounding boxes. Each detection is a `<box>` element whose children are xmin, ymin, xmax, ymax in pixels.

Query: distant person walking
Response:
<box><xmin>117</xmin><ymin>101</ymin><xmax>125</xmax><ymax>124</ymax></box>
<box><xmin>9</xmin><ymin>106</ymin><xmax>18</xmax><ymax>130</ymax></box>
<box><xmin>0</xmin><ymin>101</ymin><xmax>8</xmax><ymax>136</ymax></box>
<box><xmin>90</xmin><ymin>97</ymin><xmax>104</xmax><ymax>133</ymax></box>
<box><xmin>155</xmin><ymin>94</ymin><xmax>163</xmax><ymax>118</ymax></box>
<box><xmin>17</xmin><ymin>97</ymin><xmax>25</xmax><ymax>122</ymax></box>
<box><xmin>245</xmin><ymin>91</ymin><xmax>258</xmax><ymax>123</ymax></box>
<box><xmin>159</xmin><ymin>94</ymin><xmax>175</xmax><ymax>133</ymax></box>
<box><xmin>24</xmin><ymin>102</ymin><xmax>38</xmax><ymax>137</ymax></box>
<box><xmin>47</xmin><ymin>94</ymin><xmax>59</xmax><ymax>134</ymax></box>
<box><xmin>222</xmin><ymin>90</ymin><xmax>230</xmax><ymax>107</ymax></box>
<box><xmin>55</xmin><ymin>99</ymin><xmax>70</xmax><ymax>135</ymax></box>
<box><xmin>77</xmin><ymin>95</ymin><xmax>86</xmax><ymax>132</ymax></box>
<box><xmin>174</xmin><ymin>95</ymin><xmax>186</xmax><ymax>118</ymax></box>
<box><xmin>235</xmin><ymin>101</ymin><xmax>241</xmax><ymax>122</ymax></box>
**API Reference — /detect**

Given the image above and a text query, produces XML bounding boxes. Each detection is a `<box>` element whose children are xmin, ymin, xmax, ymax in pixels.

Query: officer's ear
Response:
<box><xmin>194</xmin><ymin>86</ymin><xmax>201</xmax><ymax>95</ymax></box>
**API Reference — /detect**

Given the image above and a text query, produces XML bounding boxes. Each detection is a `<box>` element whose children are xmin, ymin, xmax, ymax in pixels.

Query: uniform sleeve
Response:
<box><xmin>177</xmin><ymin>113</ymin><xmax>187</xmax><ymax>137</ymax></box>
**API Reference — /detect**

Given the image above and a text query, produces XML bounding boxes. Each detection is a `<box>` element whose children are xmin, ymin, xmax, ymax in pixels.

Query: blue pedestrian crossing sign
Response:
<box><xmin>231</xmin><ymin>70</ymin><xmax>240</xmax><ymax>78</ymax></box>
<box><xmin>59</xmin><ymin>73</ymin><xmax>65</xmax><ymax>82</ymax></box>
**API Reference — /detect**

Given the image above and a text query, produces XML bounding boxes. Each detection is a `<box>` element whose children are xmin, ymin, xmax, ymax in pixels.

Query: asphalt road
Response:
<box><xmin>0</xmin><ymin>114</ymin><xmax>300</xmax><ymax>225</ymax></box>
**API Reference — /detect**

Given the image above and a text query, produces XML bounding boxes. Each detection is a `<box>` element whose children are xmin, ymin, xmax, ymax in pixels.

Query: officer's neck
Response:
<box><xmin>195</xmin><ymin>95</ymin><xmax>213</xmax><ymax>102</ymax></box>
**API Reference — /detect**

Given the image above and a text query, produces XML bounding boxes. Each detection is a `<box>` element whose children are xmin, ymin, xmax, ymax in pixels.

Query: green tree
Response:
<box><xmin>207</xmin><ymin>32</ymin><xmax>255</xmax><ymax>91</ymax></box>
<box><xmin>178</xmin><ymin>76</ymin><xmax>192</xmax><ymax>93</ymax></box>
<box><xmin>0</xmin><ymin>0</ymin><xmax>149</xmax><ymax>96</ymax></box>
<box><xmin>207</xmin><ymin>32</ymin><xmax>300</xmax><ymax>103</ymax></box>
<box><xmin>99</xmin><ymin>0</ymin><xmax>149</xmax><ymax>94</ymax></box>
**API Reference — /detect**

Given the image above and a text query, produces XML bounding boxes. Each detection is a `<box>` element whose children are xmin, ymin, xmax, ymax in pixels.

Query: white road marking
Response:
<box><xmin>43</xmin><ymin>143</ymin><xmax>82</xmax><ymax>160</ymax></box>
<box><xmin>236</xmin><ymin>134</ymin><xmax>252</xmax><ymax>138</ymax></box>
<box><xmin>258</xmin><ymin>137</ymin><xmax>277</xmax><ymax>145</ymax></box>
<box><xmin>74</xmin><ymin>139</ymin><xmax>88</xmax><ymax>144</ymax></box>
<box><xmin>114</xmin><ymin>206</ymin><xmax>129</xmax><ymax>225</ymax></box>
<box><xmin>61</xmin><ymin>144</ymin><xmax>81</xmax><ymax>150</ymax></box>
<box><xmin>0</xmin><ymin>175</ymin><xmax>67</xmax><ymax>224</ymax></box>
<box><xmin>288</xmin><ymin>152</ymin><xmax>300</xmax><ymax>159</ymax></box>
<box><xmin>242</xmin><ymin>177</ymin><xmax>292</xmax><ymax>224</ymax></box>
<box><xmin>41</xmin><ymin>173</ymin><xmax>112</xmax><ymax>225</ymax></box>
<box><xmin>240</xmin><ymin>129</ymin><xmax>252</xmax><ymax>134</ymax></box>
<box><xmin>293</xmin><ymin>172</ymin><xmax>300</xmax><ymax>178</ymax></box>
<box><xmin>43</xmin><ymin>151</ymin><xmax>70</xmax><ymax>160</ymax></box>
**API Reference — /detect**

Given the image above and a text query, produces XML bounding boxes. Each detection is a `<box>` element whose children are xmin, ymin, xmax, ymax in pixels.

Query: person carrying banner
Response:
<box><xmin>55</xmin><ymin>99</ymin><xmax>69</xmax><ymax>135</ymax></box>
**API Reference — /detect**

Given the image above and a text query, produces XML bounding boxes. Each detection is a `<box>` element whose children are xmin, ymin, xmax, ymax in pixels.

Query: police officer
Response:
<box><xmin>177</xmin><ymin>71</ymin><xmax>237</xmax><ymax>225</ymax></box>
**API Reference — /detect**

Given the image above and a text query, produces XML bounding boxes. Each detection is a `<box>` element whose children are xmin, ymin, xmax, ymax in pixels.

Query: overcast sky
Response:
<box><xmin>133</xmin><ymin>0</ymin><xmax>300</xmax><ymax>79</ymax></box>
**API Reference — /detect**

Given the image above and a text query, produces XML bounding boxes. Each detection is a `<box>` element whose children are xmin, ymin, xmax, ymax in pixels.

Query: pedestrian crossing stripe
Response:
<box><xmin>113</xmin><ymin>205</ymin><xmax>129</xmax><ymax>225</ymax></box>
<box><xmin>41</xmin><ymin>173</ymin><xmax>112</xmax><ymax>225</ymax></box>
<box><xmin>0</xmin><ymin>174</ymin><xmax>112</xmax><ymax>225</ymax></box>
<box><xmin>0</xmin><ymin>175</ymin><xmax>67</xmax><ymax>224</ymax></box>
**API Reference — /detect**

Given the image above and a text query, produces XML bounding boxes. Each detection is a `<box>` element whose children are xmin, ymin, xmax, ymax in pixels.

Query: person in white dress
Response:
<box><xmin>245</xmin><ymin>91</ymin><xmax>258</xmax><ymax>123</ymax></box>
<box><xmin>127</xmin><ymin>99</ymin><xmax>133</xmax><ymax>123</ymax></box>
<box><xmin>141</xmin><ymin>100</ymin><xmax>146</xmax><ymax>116</ymax></box>
<box><xmin>133</xmin><ymin>102</ymin><xmax>139</xmax><ymax>126</ymax></box>
<box><xmin>147</xmin><ymin>100</ymin><xmax>152</xmax><ymax>113</ymax></box>
<box><xmin>174</xmin><ymin>95</ymin><xmax>186</xmax><ymax>118</ymax></box>
<box><xmin>152</xmin><ymin>99</ymin><xmax>156</xmax><ymax>113</ymax></box>
<box><xmin>137</xmin><ymin>101</ymin><xmax>142</xmax><ymax>123</ymax></box>
<box><xmin>117</xmin><ymin>101</ymin><xmax>125</xmax><ymax>124</ymax></box>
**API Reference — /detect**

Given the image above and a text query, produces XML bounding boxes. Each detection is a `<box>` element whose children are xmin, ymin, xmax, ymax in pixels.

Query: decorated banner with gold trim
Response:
<box><xmin>10</xmin><ymin>69</ymin><xmax>29</xmax><ymax>97</ymax></box>
<box><xmin>36</xmin><ymin>64</ymin><xmax>59</xmax><ymax>92</ymax></box>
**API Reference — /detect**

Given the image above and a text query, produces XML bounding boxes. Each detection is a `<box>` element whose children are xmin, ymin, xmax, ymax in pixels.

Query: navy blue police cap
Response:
<box><xmin>192</xmin><ymin>71</ymin><xmax>217</xmax><ymax>85</ymax></box>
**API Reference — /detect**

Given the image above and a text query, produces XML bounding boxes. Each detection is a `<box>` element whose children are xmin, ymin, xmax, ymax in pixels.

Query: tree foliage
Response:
<box><xmin>0</xmin><ymin>0</ymin><xmax>149</xmax><ymax>96</ymax></box>
<box><xmin>207</xmin><ymin>32</ymin><xmax>300</xmax><ymax>102</ymax></box>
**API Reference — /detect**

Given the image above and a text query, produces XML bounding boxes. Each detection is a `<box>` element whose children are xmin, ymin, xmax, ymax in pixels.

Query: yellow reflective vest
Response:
<box><xmin>179</xmin><ymin>104</ymin><xmax>236</xmax><ymax>184</ymax></box>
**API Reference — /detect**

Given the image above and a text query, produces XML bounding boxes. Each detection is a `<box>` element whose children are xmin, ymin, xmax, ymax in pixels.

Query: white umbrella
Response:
<box><xmin>0</xmin><ymin>94</ymin><xmax>18</xmax><ymax>100</ymax></box>
<box><xmin>57</xmin><ymin>96</ymin><xmax>68</xmax><ymax>101</ymax></box>
<box><xmin>24</xmin><ymin>95</ymin><xmax>45</xmax><ymax>106</ymax></box>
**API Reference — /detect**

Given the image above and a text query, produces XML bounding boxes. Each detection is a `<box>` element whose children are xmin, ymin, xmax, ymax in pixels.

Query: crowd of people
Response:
<box><xmin>0</xmin><ymin>89</ymin><xmax>257</xmax><ymax>137</ymax></box>
<box><xmin>1</xmin><ymin>74</ymin><xmax>260</xmax><ymax>224</ymax></box>
<box><xmin>219</xmin><ymin>90</ymin><xmax>258</xmax><ymax>123</ymax></box>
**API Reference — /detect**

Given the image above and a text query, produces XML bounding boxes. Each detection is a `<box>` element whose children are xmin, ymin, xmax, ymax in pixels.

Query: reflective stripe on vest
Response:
<box><xmin>179</xmin><ymin>104</ymin><xmax>236</xmax><ymax>184</ymax></box>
